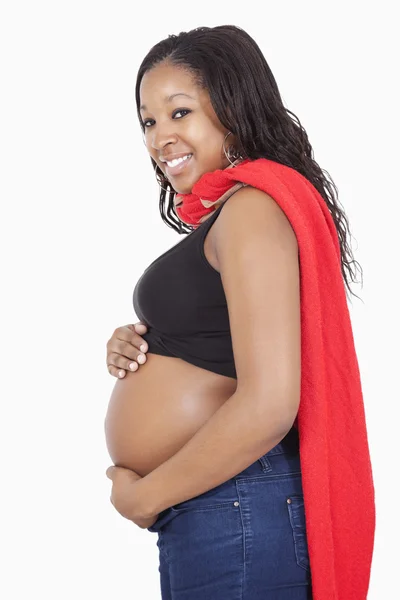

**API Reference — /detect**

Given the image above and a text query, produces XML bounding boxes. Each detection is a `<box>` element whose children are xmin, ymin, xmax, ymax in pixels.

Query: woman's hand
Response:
<box><xmin>106</xmin><ymin>465</ymin><xmax>158</xmax><ymax>529</ymax></box>
<box><xmin>106</xmin><ymin>322</ymin><xmax>149</xmax><ymax>379</ymax></box>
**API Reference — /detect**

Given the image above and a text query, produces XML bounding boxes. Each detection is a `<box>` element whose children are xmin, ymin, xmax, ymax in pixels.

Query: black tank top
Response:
<box><xmin>132</xmin><ymin>182</ymin><xmax>247</xmax><ymax>379</ymax></box>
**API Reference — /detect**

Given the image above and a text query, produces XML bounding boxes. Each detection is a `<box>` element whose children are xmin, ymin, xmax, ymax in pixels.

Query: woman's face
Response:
<box><xmin>139</xmin><ymin>62</ymin><xmax>235</xmax><ymax>194</ymax></box>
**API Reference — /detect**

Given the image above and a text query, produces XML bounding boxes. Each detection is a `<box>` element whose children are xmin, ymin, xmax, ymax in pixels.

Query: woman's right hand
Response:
<box><xmin>106</xmin><ymin>322</ymin><xmax>149</xmax><ymax>379</ymax></box>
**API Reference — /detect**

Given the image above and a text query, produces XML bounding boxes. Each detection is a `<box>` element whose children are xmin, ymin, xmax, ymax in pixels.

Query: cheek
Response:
<box><xmin>191</xmin><ymin>125</ymin><xmax>224</xmax><ymax>159</ymax></box>
<box><xmin>144</xmin><ymin>136</ymin><xmax>153</xmax><ymax>155</ymax></box>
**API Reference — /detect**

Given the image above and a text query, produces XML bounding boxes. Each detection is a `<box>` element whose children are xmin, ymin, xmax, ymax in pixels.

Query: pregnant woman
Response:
<box><xmin>104</xmin><ymin>25</ymin><xmax>375</xmax><ymax>600</ymax></box>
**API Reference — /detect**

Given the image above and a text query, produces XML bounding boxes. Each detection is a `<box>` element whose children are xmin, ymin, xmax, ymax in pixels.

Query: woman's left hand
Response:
<box><xmin>106</xmin><ymin>465</ymin><xmax>158</xmax><ymax>529</ymax></box>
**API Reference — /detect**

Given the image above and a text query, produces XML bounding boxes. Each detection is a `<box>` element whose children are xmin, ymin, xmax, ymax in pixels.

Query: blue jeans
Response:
<box><xmin>147</xmin><ymin>426</ymin><xmax>312</xmax><ymax>599</ymax></box>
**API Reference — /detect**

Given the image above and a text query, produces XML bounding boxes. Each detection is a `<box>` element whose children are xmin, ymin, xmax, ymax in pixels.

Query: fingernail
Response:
<box><xmin>140</xmin><ymin>344</ymin><xmax>147</xmax><ymax>352</ymax></box>
<box><xmin>129</xmin><ymin>362</ymin><xmax>138</xmax><ymax>371</ymax></box>
<box><xmin>137</xmin><ymin>354</ymin><xmax>146</xmax><ymax>364</ymax></box>
<box><xmin>118</xmin><ymin>370</ymin><xmax>125</xmax><ymax>378</ymax></box>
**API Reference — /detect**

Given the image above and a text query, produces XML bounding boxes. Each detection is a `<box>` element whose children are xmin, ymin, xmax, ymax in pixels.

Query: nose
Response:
<box><xmin>149</xmin><ymin>122</ymin><xmax>179</xmax><ymax>152</ymax></box>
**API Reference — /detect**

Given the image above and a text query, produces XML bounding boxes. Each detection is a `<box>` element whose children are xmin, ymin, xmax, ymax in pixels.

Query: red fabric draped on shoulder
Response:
<box><xmin>175</xmin><ymin>158</ymin><xmax>376</xmax><ymax>600</ymax></box>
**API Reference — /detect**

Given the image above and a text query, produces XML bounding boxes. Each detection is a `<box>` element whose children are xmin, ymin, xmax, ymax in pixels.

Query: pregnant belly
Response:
<box><xmin>104</xmin><ymin>352</ymin><xmax>237</xmax><ymax>477</ymax></box>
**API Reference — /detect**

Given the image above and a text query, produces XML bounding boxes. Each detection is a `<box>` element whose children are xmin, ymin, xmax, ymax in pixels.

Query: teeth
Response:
<box><xmin>166</xmin><ymin>154</ymin><xmax>192</xmax><ymax>167</ymax></box>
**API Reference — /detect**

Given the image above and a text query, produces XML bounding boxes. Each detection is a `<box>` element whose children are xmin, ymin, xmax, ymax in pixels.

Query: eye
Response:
<box><xmin>143</xmin><ymin>109</ymin><xmax>191</xmax><ymax>129</ymax></box>
<box><xmin>143</xmin><ymin>119</ymin><xmax>153</xmax><ymax>128</ymax></box>
<box><xmin>172</xmin><ymin>108</ymin><xmax>191</xmax><ymax>119</ymax></box>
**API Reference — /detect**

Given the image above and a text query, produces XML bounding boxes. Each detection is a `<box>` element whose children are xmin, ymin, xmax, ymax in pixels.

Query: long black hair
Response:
<box><xmin>135</xmin><ymin>25</ymin><xmax>363</xmax><ymax>302</ymax></box>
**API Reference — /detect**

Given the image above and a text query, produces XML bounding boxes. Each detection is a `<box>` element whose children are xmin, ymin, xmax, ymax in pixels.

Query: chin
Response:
<box><xmin>173</xmin><ymin>184</ymin><xmax>193</xmax><ymax>195</ymax></box>
<box><xmin>171</xmin><ymin>176</ymin><xmax>197</xmax><ymax>195</ymax></box>
<box><xmin>170</xmin><ymin>162</ymin><xmax>219</xmax><ymax>195</ymax></box>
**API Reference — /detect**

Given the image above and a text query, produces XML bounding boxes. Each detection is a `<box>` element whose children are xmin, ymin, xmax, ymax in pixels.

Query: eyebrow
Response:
<box><xmin>140</xmin><ymin>92</ymin><xmax>195</xmax><ymax>112</ymax></box>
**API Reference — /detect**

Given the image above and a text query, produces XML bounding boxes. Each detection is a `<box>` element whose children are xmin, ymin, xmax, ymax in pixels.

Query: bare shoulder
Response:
<box><xmin>213</xmin><ymin>185</ymin><xmax>298</xmax><ymax>266</ymax></box>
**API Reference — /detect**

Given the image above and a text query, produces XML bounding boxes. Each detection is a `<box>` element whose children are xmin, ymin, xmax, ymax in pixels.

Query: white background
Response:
<box><xmin>1</xmin><ymin>1</ymin><xmax>397</xmax><ymax>598</ymax></box>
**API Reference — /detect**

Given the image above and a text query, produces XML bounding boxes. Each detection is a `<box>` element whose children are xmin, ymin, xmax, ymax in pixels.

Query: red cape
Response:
<box><xmin>176</xmin><ymin>158</ymin><xmax>376</xmax><ymax>599</ymax></box>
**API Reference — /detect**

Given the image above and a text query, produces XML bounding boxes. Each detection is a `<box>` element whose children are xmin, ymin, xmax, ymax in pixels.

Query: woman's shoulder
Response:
<box><xmin>213</xmin><ymin>184</ymin><xmax>298</xmax><ymax>258</ymax></box>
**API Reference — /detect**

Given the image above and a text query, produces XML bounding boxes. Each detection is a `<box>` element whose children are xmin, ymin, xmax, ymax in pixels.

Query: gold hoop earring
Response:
<box><xmin>223</xmin><ymin>132</ymin><xmax>244</xmax><ymax>166</ymax></box>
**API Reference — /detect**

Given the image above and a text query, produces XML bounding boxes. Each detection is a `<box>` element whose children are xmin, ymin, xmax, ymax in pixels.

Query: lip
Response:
<box><xmin>160</xmin><ymin>151</ymin><xmax>192</xmax><ymax>162</ymax></box>
<box><xmin>164</xmin><ymin>154</ymin><xmax>193</xmax><ymax>177</ymax></box>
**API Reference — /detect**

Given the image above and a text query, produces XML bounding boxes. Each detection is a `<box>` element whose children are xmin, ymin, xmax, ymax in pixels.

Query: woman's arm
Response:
<box><xmin>136</xmin><ymin>187</ymin><xmax>301</xmax><ymax>517</ymax></box>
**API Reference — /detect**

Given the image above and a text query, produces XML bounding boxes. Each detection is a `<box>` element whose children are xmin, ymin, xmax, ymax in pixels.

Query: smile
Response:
<box><xmin>165</xmin><ymin>154</ymin><xmax>193</xmax><ymax>176</ymax></box>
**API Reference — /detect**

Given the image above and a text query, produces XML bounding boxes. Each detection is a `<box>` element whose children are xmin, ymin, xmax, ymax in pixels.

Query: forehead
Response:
<box><xmin>140</xmin><ymin>63</ymin><xmax>202</xmax><ymax>108</ymax></box>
